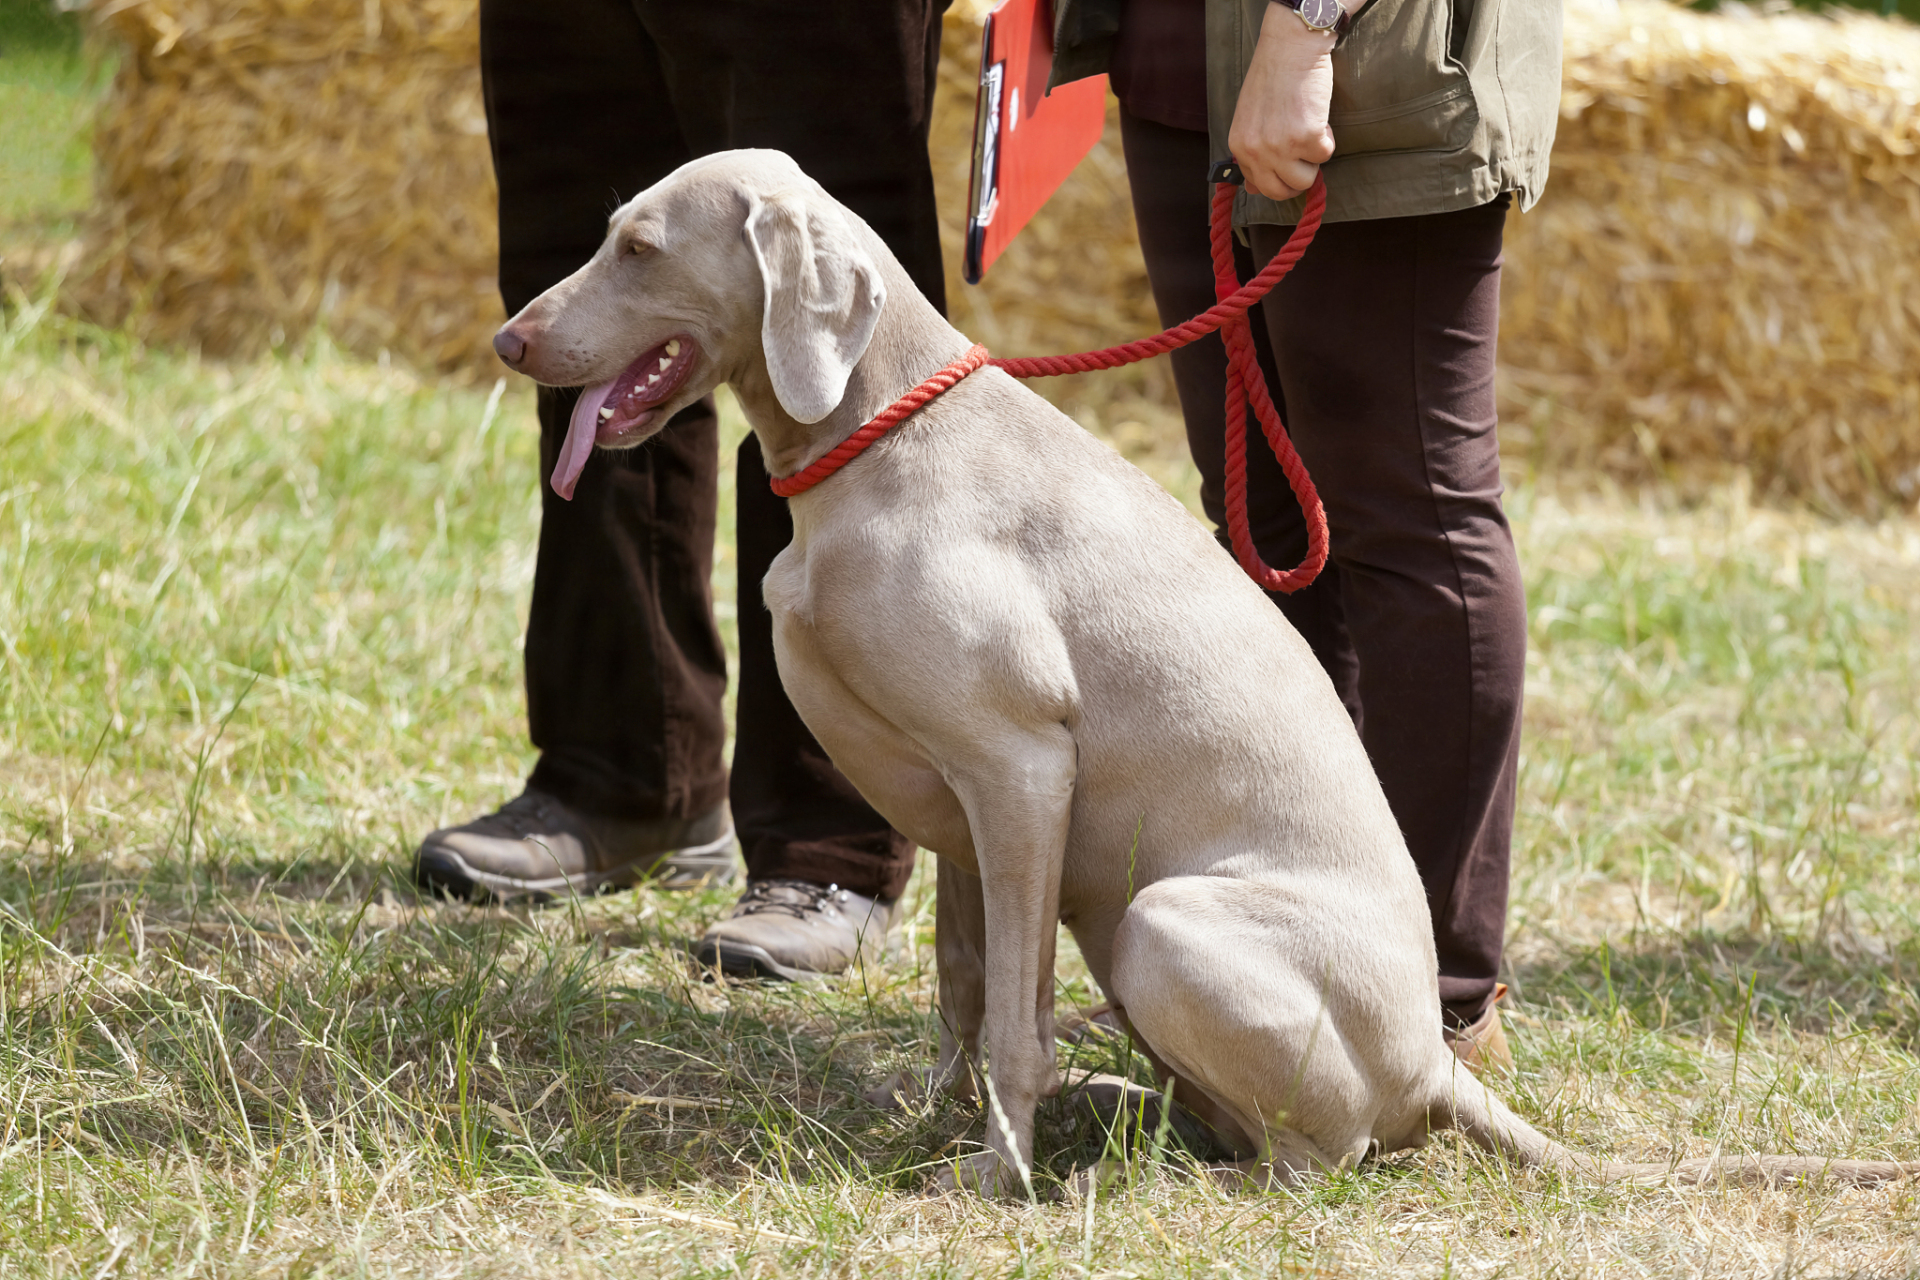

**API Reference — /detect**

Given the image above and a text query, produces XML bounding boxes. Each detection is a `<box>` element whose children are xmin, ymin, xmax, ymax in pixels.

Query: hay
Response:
<box><xmin>72</xmin><ymin>0</ymin><xmax>499</xmax><ymax>372</ymax></box>
<box><xmin>1501</xmin><ymin>0</ymin><xmax>1920</xmax><ymax>512</ymax></box>
<box><xmin>71</xmin><ymin>0</ymin><xmax>1920</xmax><ymax>508</ymax></box>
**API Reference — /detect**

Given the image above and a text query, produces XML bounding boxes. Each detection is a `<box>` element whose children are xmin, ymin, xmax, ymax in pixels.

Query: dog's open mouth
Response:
<box><xmin>551</xmin><ymin>334</ymin><xmax>697</xmax><ymax>499</ymax></box>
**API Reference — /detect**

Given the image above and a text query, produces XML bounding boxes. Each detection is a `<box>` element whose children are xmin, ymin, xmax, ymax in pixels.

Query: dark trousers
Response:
<box><xmin>480</xmin><ymin>0</ymin><xmax>947</xmax><ymax>901</ymax></box>
<box><xmin>1121</xmin><ymin>108</ymin><xmax>1525</xmax><ymax>1027</ymax></box>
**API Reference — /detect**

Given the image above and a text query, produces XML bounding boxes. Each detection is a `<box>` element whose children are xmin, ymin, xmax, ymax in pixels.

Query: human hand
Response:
<box><xmin>1227</xmin><ymin>4</ymin><xmax>1337</xmax><ymax>201</ymax></box>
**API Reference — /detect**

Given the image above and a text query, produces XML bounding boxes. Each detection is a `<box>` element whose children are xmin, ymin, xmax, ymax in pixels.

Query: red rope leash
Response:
<box><xmin>771</xmin><ymin>173</ymin><xmax>1330</xmax><ymax>594</ymax></box>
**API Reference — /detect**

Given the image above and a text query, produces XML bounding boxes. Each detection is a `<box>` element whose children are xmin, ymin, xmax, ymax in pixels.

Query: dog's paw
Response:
<box><xmin>931</xmin><ymin>1150</ymin><xmax>1036</xmax><ymax>1199</ymax></box>
<box><xmin>1054</xmin><ymin>1002</ymin><xmax>1128</xmax><ymax>1046</ymax></box>
<box><xmin>863</xmin><ymin>1068</ymin><xmax>936</xmax><ymax>1110</ymax></box>
<box><xmin>1064</xmin><ymin>1072</ymin><xmax>1246</xmax><ymax>1162</ymax></box>
<box><xmin>1063</xmin><ymin>1160</ymin><xmax>1129</xmax><ymax>1200</ymax></box>
<box><xmin>1202</xmin><ymin>1158</ymin><xmax>1299</xmax><ymax>1192</ymax></box>
<box><xmin>865</xmin><ymin>1064</ymin><xmax>980</xmax><ymax>1110</ymax></box>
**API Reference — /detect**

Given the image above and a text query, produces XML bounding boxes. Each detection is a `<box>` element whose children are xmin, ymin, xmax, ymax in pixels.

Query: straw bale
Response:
<box><xmin>932</xmin><ymin>0</ymin><xmax>1920</xmax><ymax>511</ymax></box>
<box><xmin>70</xmin><ymin>0</ymin><xmax>1920</xmax><ymax>509</ymax></box>
<box><xmin>71</xmin><ymin>0</ymin><xmax>499</xmax><ymax>371</ymax></box>
<box><xmin>1501</xmin><ymin>0</ymin><xmax>1920</xmax><ymax>511</ymax></box>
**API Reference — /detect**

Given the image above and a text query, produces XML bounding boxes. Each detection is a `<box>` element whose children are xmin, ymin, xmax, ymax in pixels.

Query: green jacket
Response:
<box><xmin>1051</xmin><ymin>0</ymin><xmax>1562</xmax><ymax>225</ymax></box>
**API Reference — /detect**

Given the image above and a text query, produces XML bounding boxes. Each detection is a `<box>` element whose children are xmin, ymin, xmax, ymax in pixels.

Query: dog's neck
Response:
<box><xmin>732</xmin><ymin>256</ymin><xmax>972</xmax><ymax>482</ymax></box>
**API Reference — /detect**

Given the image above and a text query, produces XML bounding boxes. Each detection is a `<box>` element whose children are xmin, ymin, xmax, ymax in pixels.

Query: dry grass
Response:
<box><xmin>5</xmin><ymin>271</ymin><xmax>1920</xmax><ymax>1276</ymax></box>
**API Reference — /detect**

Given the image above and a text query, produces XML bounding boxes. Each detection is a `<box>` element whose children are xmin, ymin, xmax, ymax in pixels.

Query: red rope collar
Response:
<box><xmin>768</xmin><ymin>174</ymin><xmax>1329</xmax><ymax>594</ymax></box>
<box><xmin>769</xmin><ymin>344</ymin><xmax>991</xmax><ymax>498</ymax></box>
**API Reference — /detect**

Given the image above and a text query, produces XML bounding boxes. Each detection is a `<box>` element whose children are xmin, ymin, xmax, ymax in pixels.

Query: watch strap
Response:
<box><xmin>1271</xmin><ymin>0</ymin><xmax>1351</xmax><ymax>39</ymax></box>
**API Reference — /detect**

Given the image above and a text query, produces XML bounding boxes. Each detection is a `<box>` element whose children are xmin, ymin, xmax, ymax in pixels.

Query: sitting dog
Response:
<box><xmin>493</xmin><ymin>149</ymin><xmax>1916</xmax><ymax>1194</ymax></box>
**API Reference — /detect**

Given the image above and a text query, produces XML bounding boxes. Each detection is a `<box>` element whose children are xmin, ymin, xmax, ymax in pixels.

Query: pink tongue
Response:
<box><xmin>554</xmin><ymin>379</ymin><xmax>617</xmax><ymax>500</ymax></box>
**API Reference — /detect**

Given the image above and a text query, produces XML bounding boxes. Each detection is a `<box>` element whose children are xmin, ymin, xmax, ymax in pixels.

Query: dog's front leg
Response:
<box><xmin>934</xmin><ymin>727</ymin><xmax>1073</xmax><ymax>1197</ymax></box>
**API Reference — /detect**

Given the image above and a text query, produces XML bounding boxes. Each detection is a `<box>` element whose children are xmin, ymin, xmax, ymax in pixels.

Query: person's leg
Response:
<box><xmin>414</xmin><ymin>0</ymin><xmax>733</xmax><ymax>902</ymax></box>
<box><xmin>640</xmin><ymin>0</ymin><xmax>948</xmax><ymax>292</ymax></box>
<box><xmin>1117</xmin><ymin>107</ymin><xmax>1358</xmax><ymax>718</ymax></box>
<box><xmin>643</xmin><ymin>0</ymin><xmax>947</xmax><ymax>904</ymax></box>
<box><xmin>1247</xmin><ymin>203</ymin><xmax>1524</xmax><ymax>1031</ymax></box>
<box><xmin>1120</xmin><ymin>106</ymin><xmax>1519</xmax><ymax>1034</ymax></box>
<box><xmin>489</xmin><ymin>0</ymin><xmax>727</xmax><ymax>819</ymax></box>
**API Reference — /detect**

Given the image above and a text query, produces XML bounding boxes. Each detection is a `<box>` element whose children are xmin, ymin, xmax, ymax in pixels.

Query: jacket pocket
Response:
<box><xmin>1329</xmin><ymin>80</ymin><xmax>1479</xmax><ymax>156</ymax></box>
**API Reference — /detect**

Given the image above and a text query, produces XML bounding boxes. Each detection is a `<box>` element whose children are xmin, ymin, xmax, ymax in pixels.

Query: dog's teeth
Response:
<box><xmin>657</xmin><ymin>356</ymin><xmax>671</xmax><ymax>371</ymax></box>
<box><xmin>665</xmin><ymin>339</ymin><xmax>681</xmax><ymax>357</ymax></box>
<box><xmin>598</xmin><ymin>407</ymin><xmax>613</xmax><ymax>421</ymax></box>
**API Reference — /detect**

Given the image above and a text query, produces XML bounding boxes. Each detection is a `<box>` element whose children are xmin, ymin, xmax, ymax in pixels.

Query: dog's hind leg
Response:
<box><xmin>1201</xmin><ymin>1133</ymin><xmax>1358</xmax><ymax>1189</ymax></box>
<box><xmin>1109</xmin><ymin>874</ymin><xmax>1400</xmax><ymax>1178</ymax></box>
<box><xmin>932</xmin><ymin>855</ymin><xmax>987</xmax><ymax>1101</ymax></box>
<box><xmin>1064</xmin><ymin>996</ymin><xmax>1261</xmax><ymax>1160</ymax></box>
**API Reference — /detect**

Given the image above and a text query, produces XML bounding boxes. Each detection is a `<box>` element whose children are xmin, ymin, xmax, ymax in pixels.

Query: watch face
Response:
<box><xmin>1299</xmin><ymin>0</ymin><xmax>1342</xmax><ymax>29</ymax></box>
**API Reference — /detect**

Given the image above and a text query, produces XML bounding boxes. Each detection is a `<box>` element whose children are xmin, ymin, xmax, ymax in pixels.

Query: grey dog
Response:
<box><xmin>492</xmin><ymin>149</ymin><xmax>1917</xmax><ymax>1195</ymax></box>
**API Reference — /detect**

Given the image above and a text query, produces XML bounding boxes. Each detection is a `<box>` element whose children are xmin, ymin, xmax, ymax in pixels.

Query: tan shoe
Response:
<box><xmin>1443</xmin><ymin>983</ymin><xmax>1513</xmax><ymax>1076</ymax></box>
<box><xmin>692</xmin><ymin>879</ymin><xmax>894</xmax><ymax>982</ymax></box>
<box><xmin>413</xmin><ymin>790</ymin><xmax>735</xmax><ymax>902</ymax></box>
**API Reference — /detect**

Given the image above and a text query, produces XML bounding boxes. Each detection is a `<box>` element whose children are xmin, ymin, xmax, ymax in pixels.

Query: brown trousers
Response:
<box><xmin>480</xmin><ymin>0</ymin><xmax>949</xmax><ymax>900</ymax></box>
<box><xmin>1120</xmin><ymin>108</ymin><xmax>1525</xmax><ymax>1027</ymax></box>
<box><xmin>482</xmin><ymin>0</ymin><xmax>1519</xmax><ymax>1014</ymax></box>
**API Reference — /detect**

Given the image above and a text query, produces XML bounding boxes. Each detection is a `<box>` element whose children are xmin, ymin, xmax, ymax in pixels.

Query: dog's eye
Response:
<box><xmin>623</xmin><ymin>238</ymin><xmax>654</xmax><ymax>259</ymax></box>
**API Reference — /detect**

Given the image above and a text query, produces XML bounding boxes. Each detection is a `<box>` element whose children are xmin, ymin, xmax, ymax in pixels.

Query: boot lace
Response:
<box><xmin>470</xmin><ymin>791</ymin><xmax>573</xmax><ymax>839</ymax></box>
<box><xmin>733</xmin><ymin>879</ymin><xmax>849</xmax><ymax>921</ymax></box>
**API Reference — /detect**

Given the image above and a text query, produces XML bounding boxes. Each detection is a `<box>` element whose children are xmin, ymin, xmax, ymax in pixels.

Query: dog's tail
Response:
<box><xmin>1431</xmin><ymin>1068</ymin><xmax>1920</xmax><ymax>1187</ymax></box>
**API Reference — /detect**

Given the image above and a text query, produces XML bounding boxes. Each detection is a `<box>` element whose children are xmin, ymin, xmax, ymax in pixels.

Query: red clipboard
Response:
<box><xmin>963</xmin><ymin>0</ymin><xmax>1108</xmax><ymax>285</ymax></box>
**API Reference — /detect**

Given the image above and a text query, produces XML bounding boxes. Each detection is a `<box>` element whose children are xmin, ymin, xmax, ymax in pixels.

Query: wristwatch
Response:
<box><xmin>1271</xmin><ymin>0</ymin><xmax>1351</xmax><ymax>39</ymax></box>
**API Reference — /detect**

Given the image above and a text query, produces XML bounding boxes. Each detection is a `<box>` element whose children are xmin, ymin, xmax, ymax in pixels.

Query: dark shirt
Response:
<box><xmin>1108</xmin><ymin>0</ymin><xmax>1209</xmax><ymax>132</ymax></box>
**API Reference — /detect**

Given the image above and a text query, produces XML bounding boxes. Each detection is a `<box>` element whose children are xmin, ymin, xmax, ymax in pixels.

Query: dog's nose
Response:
<box><xmin>493</xmin><ymin>328</ymin><xmax>527</xmax><ymax>367</ymax></box>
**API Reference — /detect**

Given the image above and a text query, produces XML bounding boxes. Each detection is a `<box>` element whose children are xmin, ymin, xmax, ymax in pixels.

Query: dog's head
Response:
<box><xmin>494</xmin><ymin>149</ymin><xmax>888</xmax><ymax>498</ymax></box>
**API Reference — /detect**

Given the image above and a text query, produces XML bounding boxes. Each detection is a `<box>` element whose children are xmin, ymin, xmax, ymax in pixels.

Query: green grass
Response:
<box><xmin>0</xmin><ymin>0</ymin><xmax>97</xmax><ymax>242</ymax></box>
<box><xmin>5</xmin><ymin>274</ymin><xmax>1920</xmax><ymax>1277</ymax></box>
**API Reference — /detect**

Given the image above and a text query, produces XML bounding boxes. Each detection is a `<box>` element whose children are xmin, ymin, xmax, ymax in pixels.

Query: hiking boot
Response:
<box><xmin>413</xmin><ymin>789</ymin><xmax>736</xmax><ymax>902</ymax></box>
<box><xmin>692</xmin><ymin>879</ymin><xmax>895</xmax><ymax>982</ymax></box>
<box><xmin>1443</xmin><ymin>983</ymin><xmax>1513</xmax><ymax>1076</ymax></box>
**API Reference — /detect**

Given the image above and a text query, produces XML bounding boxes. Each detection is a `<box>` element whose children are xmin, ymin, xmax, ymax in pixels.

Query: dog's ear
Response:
<box><xmin>745</xmin><ymin>190</ymin><xmax>886</xmax><ymax>424</ymax></box>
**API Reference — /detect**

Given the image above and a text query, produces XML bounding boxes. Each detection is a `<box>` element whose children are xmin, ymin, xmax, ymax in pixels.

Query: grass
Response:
<box><xmin>0</xmin><ymin>0</ymin><xmax>97</xmax><ymax>248</ymax></box>
<box><xmin>5</xmin><ymin>7</ymin><xmax>1920</xmax><ymax>1275</ymax></box>
<box><xmin>6</xmin><ymin>270</ymin><xmax>1920</xmax><ymax>1280</ymax></box>
<box><xmin>1695</xmin><ymin>0</ymin><xmax>1920</xmax><ymax>27</ymax></box>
